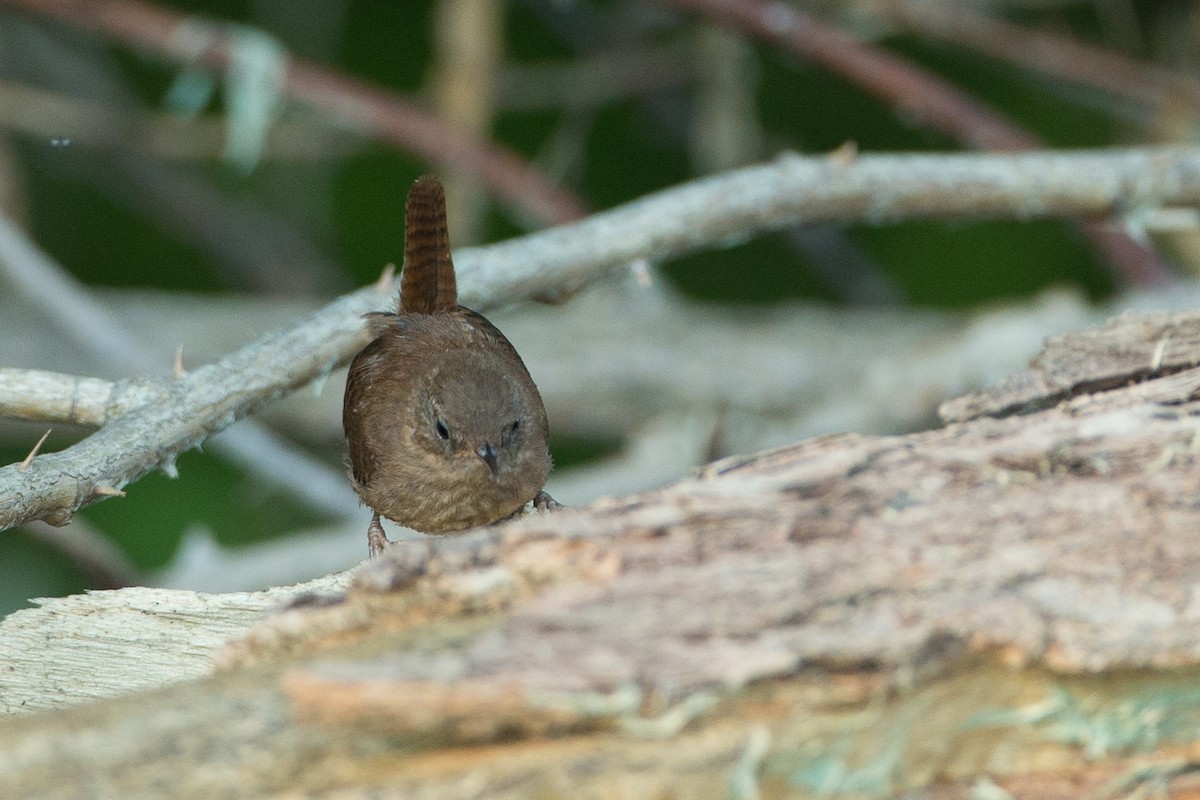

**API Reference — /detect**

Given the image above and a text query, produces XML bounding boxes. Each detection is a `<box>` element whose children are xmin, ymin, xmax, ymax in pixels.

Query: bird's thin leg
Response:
<box><xmin>367</xmin><ymin>511</ymin><xmax>391</xmax><ymax>557</ymax></box>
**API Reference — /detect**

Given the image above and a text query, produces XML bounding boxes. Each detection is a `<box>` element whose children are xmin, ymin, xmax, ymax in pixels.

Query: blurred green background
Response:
<box><xmin>0</xmin><ymin>0</ymin><xmax>1191</xmax><ymax>613</ymax></box>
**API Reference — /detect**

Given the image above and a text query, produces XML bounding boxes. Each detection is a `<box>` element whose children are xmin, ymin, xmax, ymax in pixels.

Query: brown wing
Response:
<box><xmin>344</xmin><ymin>313</ymin><xmax>414</xmax><ymax>488</ymax></box>
<box><xmin>342</xmin><ymin>337</ymin><xmax>387</xmax><ymax>488</ymax></box>
<box><xmin>400</xmin><ymin>175</ymin><xmax>457</xmax><ymax>314</ymax></box>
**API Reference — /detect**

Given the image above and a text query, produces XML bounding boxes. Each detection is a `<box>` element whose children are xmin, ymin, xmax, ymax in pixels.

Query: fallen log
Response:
<box><xmin>4</xmin><ymin>308</ymin><xmax>1200</xmax><ymax>799</ymax></box>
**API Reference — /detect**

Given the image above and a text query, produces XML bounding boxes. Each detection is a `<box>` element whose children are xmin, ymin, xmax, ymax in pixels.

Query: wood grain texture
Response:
<box><xmin>0</xmin><ymin>573</ymin><xmax>352</xmax><ymax>714</ymax></box>
<box><xmin>940</xmin><ymin>308</ymin><xmax>1200</xmax><ymax>421</ymax></box>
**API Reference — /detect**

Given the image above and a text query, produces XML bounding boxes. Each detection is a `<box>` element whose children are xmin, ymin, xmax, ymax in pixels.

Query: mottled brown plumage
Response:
<box><xmin>343</xmin><ymin>176</ymin><xmax>553</xmax><ymax>556</ymax></box>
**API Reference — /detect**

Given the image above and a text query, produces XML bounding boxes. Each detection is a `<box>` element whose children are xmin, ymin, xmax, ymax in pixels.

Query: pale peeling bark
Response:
<box><xmin>0</xmin><ymin>573</ymin><xmax>352</xmax><ymax>715</ymax></box>
<box><xmin>5</xmin><ymin>308</ymin><xmax>1200</xmax><ymax>798</ymax></box>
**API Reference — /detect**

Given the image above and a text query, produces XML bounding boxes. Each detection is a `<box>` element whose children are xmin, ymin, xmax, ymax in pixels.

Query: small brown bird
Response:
<box><xmin>343</xmin><ymin>176</ymin><xmax>554</xmax><ymax>556</ymax></box>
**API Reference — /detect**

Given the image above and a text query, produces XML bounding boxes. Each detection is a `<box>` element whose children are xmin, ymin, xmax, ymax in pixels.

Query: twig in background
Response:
<box><xmin>657</xmin><ymin>0</ymin><xmax>1174</xmax><ymax>286</ymax></box>
<box><xmin>496</xmin><ymin>41</ymin><xmax>694</xmax><ymax>113</ymax></box>
<box><xmin>3</xmin><ymin>147</ymin><xmax>1200</xmax><ymax>530</ymax></box>
<box><xmin>432</xmin><ymin>0</ymin><xmax>503</xmax><ymax>245</ymax></box>
<box><xmin>0</xmin><ymin>80</ymin><xmax>346</xmax><ymax>162</ymax></box>
<box><xmin>665</xmin><ymin>0</ymin><xmax>1032</xmax><ymax>149</ymax></box>
<box><xmin>520</xmin><ymin>4</ymin><xmax>898</xmax><ymax>304</ymax></box>
<box><xmin>875</xmin><ymin>0</ymin><xmax>1200</xmax><ymax>125</ymax></box>
<box><xmin>690</xmin><ymin>23</ymin><xmax>761</xmax><ymax>174</ymax></box>
<box><xmin>783</xmin><ymin>225</ymin><xmax>904</xmax><ymax>305</ymax></box>
<box><xmin>0</xmin><ymin>216</ymin><xmax>150</xmax><ymax>370</ymax></box>
<box><xmin>0</xmin><ymin>0</ymin><xmax>586</xmax><ymax>226</ymax></box>
<box><xmin>689</xmin><ymin>19</ymin><xmax>899</xmax><ymax>303</ymax></box>
<box><xmin>20</xmin><ymin>518</ymin><xmax>143</xmax><ymax>589</ymax></box>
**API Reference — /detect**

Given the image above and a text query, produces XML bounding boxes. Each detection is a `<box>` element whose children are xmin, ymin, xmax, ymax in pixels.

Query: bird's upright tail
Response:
<box><xmin>399</xmin><ymin>175</ymin><xmax>458</xmax><ymax>314</ymax></box>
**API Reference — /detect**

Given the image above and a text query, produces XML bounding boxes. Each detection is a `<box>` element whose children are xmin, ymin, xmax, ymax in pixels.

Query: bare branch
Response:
<box><xmin>431</xmin><ymin>0</ymin><xmax>503</xmax><ymax>244</ymax></box>
<box><xmin>0</xmin><ymin>368</ymin><xmax>154</xmax><ymax>429</ymax></box>
<box><xmin>0</xmin><ymin>282</ymin><xmax>366</xmax><ymax>529</ymax></box>
<box><xmin>4</xmin><ymin>147</ymin><xmax>1200</xmax><ymax>529</ymax></box>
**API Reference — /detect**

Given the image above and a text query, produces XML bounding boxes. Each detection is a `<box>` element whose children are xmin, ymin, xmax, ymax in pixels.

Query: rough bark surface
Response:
<box><xmin>5</xmin><ymin>309</ymin><xmax>1200</xmax><ymax>798</ymax></box>
<box><xmin>940</xmin><ymin>307</ymin><xmax>1200</xmax><ymax>421</ymax></box>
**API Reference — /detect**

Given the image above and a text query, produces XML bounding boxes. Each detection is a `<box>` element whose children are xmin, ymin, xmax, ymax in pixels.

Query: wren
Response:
<box><xmin>343</xmin><ymin>175</ymin><xmax>554</xmax><ymax>556</ymax></box>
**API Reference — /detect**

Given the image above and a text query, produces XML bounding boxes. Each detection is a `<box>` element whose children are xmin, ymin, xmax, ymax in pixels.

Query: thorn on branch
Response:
<box><xmin>629</xmin><ymin>259</ymin><xmax>653</xmax><ymax>287</ymax></box>
<box><xmin>829</xmin><ymin>140</ymin><xmax>858</xmax><ymax>168</ymax></box>
<box><xmin>375</xmin><ymin>263</ymin><xmax>396</xmax><ymax>294</ymax></box>
<box><xmin>173</xmin><ymin>346</ymin><xmax>186</xmax><ymax>379</ymax></box>
<box><xmin>18</xmin><ymin>429</ymin><xmax>52</xmax><ymax>472</ymax></box>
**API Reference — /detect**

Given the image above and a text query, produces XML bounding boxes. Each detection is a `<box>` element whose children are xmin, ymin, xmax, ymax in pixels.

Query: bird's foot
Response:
<box><xmin>533</xmin><ymin>490</ymin><xmax>561</xmax><ymax>512</ymax></box>
<box><xmin>367</xmin><ymin>511</ymin><xmax>391</xmax><ymax>558</ymax></box>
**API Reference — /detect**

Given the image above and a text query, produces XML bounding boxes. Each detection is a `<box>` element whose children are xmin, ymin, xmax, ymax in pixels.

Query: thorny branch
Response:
<box><xmin>0</xmin><ymin>212</ymin><xmax>361</xmax><ymax>518</ymax></box>
<box><xmin>0</xmin><ymin>369</ymin><xmax>158</xmax><ymax>427</ymax></box>
<box><xmin>3</xmin><ymin>147</ymin><xmax>1200</xmax><ymax>530</ymax></box>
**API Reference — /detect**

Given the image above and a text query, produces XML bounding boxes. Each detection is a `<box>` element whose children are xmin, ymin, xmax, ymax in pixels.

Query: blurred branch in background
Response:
<box><xmin>0</xmin><ymin>81</ymin><xmax>344</xmax><ymax>163</ymax></box>
<box><xmin>20</xmin><ymin>518</ymin><xmax>143</xmax><ymax>589</ymax></box>
<box><xmin>660</xmin><ymin>0</ymin><xmax>1037</xmax><ymax>148</ymax></box>
<box><xmin>0</xmin><ymin>15</ymin><xmax>346</xmax><ymax>296</ymax></box>
<box><xmin>495</xmin><ymin>40</ymin><xmax>694</xmax><ymax>113</ymax></box>
<box><xmin>689</xmin><ymin>23</ymin><xmax>760</xmax><ymax>174</ymax></box>
<box><xmin>659</xmin><ymin>0</ymin><xmax>1174</xmax><ymax>286</ymax></box>
<box><xmin>691</xmin><ymin>18</ymin><xmax>905</xmax><ymax>304</ymax></box>
<box><xmin>871</xmin><ymin>0</ymin><xmax>1200</xmax><ymax>130</ymax></box>
<box><xmin>0</xmin><ymin>0</ymin><xmax>586</xmax><ymax>226</ymax></box>
<box><xmin>432</xmin><ymin>0</ymin><xmax>502</xmax><ymax>245</ymax></box>
<box><xmin>3</xmin><ymin>147</ymin><xmax>1200</xmax><ymax>534</ymax></box>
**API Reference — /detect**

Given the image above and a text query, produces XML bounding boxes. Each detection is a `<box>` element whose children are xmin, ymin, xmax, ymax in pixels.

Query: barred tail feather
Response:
<box><xmin>400</xmin><ymin>175</ymin><xmax>458</xmax><ymax>314</ymax></box>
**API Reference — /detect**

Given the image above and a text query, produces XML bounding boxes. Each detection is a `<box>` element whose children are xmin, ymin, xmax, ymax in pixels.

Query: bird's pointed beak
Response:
<box><xmin>477</xmin><ymin>443</ymin><xmax>500</xmax><ymax>479</ymax></box>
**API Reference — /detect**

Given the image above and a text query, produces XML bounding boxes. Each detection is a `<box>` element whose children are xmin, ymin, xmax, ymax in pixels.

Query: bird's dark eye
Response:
<box><xmin>510</xmin><ymin>419</ymin><xmax>521</xmax><ymax>433</ymax></box>
<box><xmin>435</xmin><ymin>419</ymin><xmax>450</xmax><ymax>440</ymax></box>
